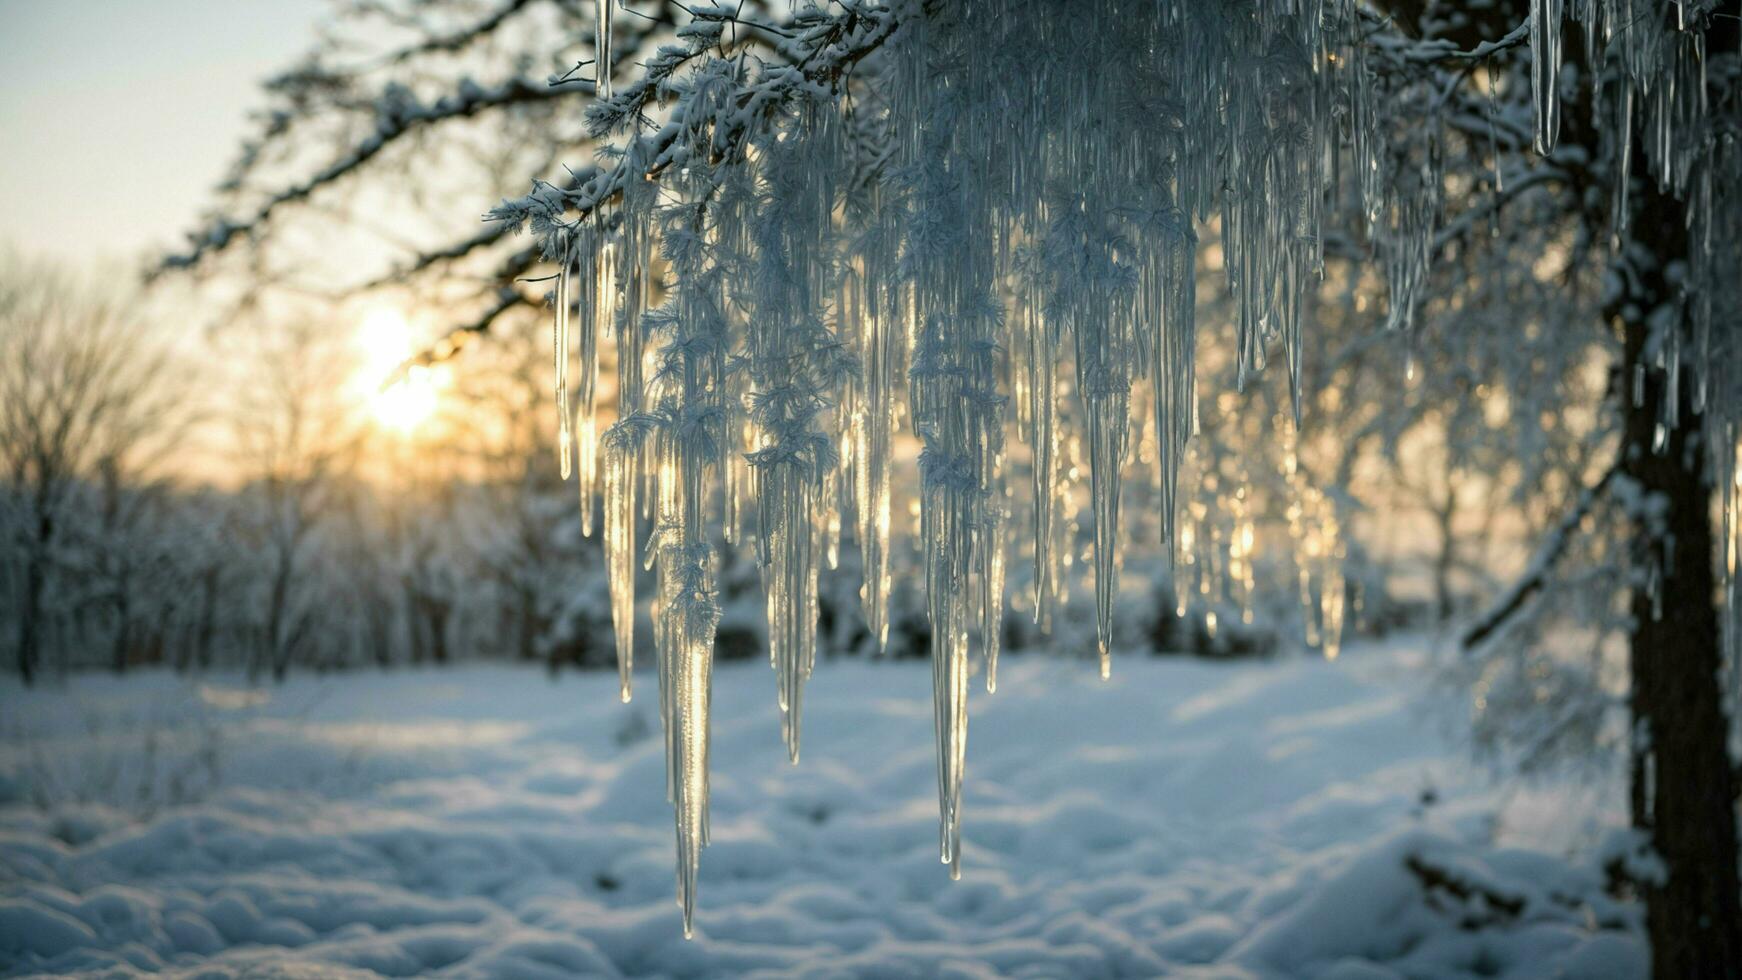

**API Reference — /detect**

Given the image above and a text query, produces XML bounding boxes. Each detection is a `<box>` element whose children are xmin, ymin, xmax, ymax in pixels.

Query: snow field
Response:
<box><xmin>1</xmin><ymin>647</ymin><xmax>1640</xmax><ymax>978</ymax></box>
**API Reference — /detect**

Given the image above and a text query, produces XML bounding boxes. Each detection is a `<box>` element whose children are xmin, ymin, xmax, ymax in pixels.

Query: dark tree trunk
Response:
<box><xmin>17</xmin><ymin>550</ymin><xmax>43</xmax><ymax>685</ymax></box>
<box><xmin>16</xmin><ymin>508</ymin><xmax>52</xmax><ymax>685</ymax></box>
<box><xmin>369</xmin><ymin>597</ymin><xmax>395</xmax><ymax>668</ymax></box>
<box><xmin>1616</xmin><ymin>180</ymin><xmax>1742</xmax><ymax>979</ymax></box>
<box><xmin>424</xmin><ymin>602</ymin><xmax>450</xmax><ymax>665</ymax></box>
<box><xmin>190</xmin><ymin>567</ymin><xmax>219</xmax><ymax>672</ymax></box>
<box><xmin>259</xmin><ymin>549</ymin><xmax>294</xmax><ymax>684</ymax></box>
<box><xmin>111</xmin><ymin>566</ymin><xmax>132</xmax><ymax>674</ymax></box>
<box><xmin>1432</xmin><ymin>491</ymin><xmax>1457</xmax><ymax>623</ymax></box>
<box><xmin>519</xmin><ymin>589</ymin><xmax>539</xmax><ymax>663</ymax></box>
<box><xmin>111</xmin><ymin>604</ymin><xmax>129</xmax><ymax>673</ymax></box>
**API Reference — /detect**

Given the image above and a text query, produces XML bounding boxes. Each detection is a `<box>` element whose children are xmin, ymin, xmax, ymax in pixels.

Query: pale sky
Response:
<box><xmin>0</xmin><ymin>0</ymin><xmax>330</xmax><ymax>264</ymax></box>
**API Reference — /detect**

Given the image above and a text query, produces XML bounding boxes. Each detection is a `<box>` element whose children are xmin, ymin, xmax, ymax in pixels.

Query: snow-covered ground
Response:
<box><xmin>1</xmin><ymin>645</ymin><xmax>1643</xmax><ymax>978</ymax></box>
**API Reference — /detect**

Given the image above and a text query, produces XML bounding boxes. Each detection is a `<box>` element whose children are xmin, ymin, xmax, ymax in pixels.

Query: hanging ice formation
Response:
<box><xmin>594</xmin><ymin>0</ymin><xmax>613</xmax><ymax>100</ymax></box>
<box><xmin>1529</xmin><ymin>0</ymin><xmax>1562</xmax><ymax>154</ymax></box>
<box><xmin>484</xmin><ymin>0</ymin><xmax>1742</xmax><ymax>935</ymax></box>
<box><xmin>506</xmin><ymin>0</ymin><xmax>1361</xmax><ymax>935</ymax></box>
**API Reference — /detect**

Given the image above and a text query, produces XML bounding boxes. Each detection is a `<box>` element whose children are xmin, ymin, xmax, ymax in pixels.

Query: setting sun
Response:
<box><xmin>373</xmin><ymin>367</ymin><xmax>440</xmax><ymax>432</ymax></box>
<box><xmin>356</xmin><ymin>308</ymin><xmax>443</xmax><ymax>433</ymax></box>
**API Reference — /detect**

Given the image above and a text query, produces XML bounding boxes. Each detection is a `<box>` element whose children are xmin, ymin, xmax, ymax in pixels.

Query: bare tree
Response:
<box><xmin>0</xmin><ymin>254</ymin><xmax>191</xmax><ymax>683</ymax></box>
<box><xmin>228</xmin><ymin>319</ymin><xmax>362</xmax><ymax>682</ymax></box>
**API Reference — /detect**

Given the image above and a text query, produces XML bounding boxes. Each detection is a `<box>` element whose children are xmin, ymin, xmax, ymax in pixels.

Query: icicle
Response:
<box><xmin>1084</xmin><ymin>373</ymin><xmax>1128</xmax><ymax>679</ymax></box>
<box><xmin>576</xmin><ymin>232</ymin><xmax>604</xmax><ymax>536</ymax></box>
<box><xmin>1154</xmin><ymin>216</ymin><xmax>1196</xmax><ymax>558</ymax></box>
<box><xmin>594</xmin><ymin>0</ymin><xmax>614</xmax><ymax>101</ymax></box>
<box><xmin>556</xmin><ymin>242</ymin><xmax>573</xmax><ymax>480</ymax></box>
<box><xmin>648</xmin><ymin>427</ymin><xmax>718</xmax><ymax>940</ymax></box>
<box><xmin>982</xmin><ymin>509</ymin><xmax>1006</xmax><ymax>693</ymax></box>
<box><xmin>897</xmin><ymin>18</ymin><xmax>1009</xmax><ymax>866</ymax></box>
<box><xmin>670</xmin><ymin>607</ymin><xmax>712</xmax><ymax>939</ymax></box>
<box><xmin>852</xmin><ymin>237</ymin><xmax>901</xmax><ymax>654</ymax></box>
<box><xmin>1531</xmin><ymin>0</ymin><xmax>1563</xmax><ymax>154</ymax></box>
<box><xmin>760</xmin><ymin>464</ymin><xmax>819</xmax><ymax>763</ymax></box>
<box><xmin>605</xmin><ymin>442</ymin><xmax>636</xmax><ymax>703</ymax></box>
<box><xmin>909</xmin><ymin>272</ymin><xmax>1004</xmax><ymax>880</ymax></box>
<box><xmin>739</xmin><ymin>116</ymin><xmax>841</xmax><ymax>763</ymax></box>
<box><xmin>577</xmin><ymin>413</ymin><xmax>597</xmax><ymax>536</ymax></box>
<box><xmin>1024</xmin><ymin>286</ymin><xmax>1060</xmax><ymax>627</ymax></box>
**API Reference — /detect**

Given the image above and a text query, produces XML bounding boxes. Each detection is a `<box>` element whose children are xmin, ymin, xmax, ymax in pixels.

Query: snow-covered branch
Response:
<box><xmin>487</xmin><ymin>2</ymin><xmax>901</xmax><ymax>242</ymax></box>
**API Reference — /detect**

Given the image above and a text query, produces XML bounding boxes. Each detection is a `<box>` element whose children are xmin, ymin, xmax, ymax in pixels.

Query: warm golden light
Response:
<box><xmin>355</xmin><ymin>308</ymin><xmax>442</xmax><ymax>433</ymax></box>
<box><xmin>374</xmin><ymin>368</ymin><xmax>440</xmax><ymax>433</ymax></box>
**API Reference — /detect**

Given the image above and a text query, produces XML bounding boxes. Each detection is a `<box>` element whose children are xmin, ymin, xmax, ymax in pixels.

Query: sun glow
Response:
<box><xmin>374</xmin><ymin>367</ymin><xmax>441</xmax><ymax>432</ymax></box>
<box><xmin>356</xmin><ymin>308</ymin><xmax>444</xmax><ymax>433</ymax></box>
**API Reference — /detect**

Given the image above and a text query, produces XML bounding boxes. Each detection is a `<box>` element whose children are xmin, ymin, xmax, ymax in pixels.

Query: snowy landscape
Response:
<box><xmin>4</xmin><ymin>0</ymin><xmax>1741</xmax><ymax>975</ymax></box>
<box><xmin>1</xmin><ymin>645</ymin><xmax>1645</xmax><ymax>978</ymax></box>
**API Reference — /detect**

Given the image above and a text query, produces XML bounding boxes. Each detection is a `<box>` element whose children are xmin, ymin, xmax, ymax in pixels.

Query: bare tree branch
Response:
<box><xmin>1461</xmin><ymin>462</ymin><xmax>1618</xmax><ymax>650</ymax></box>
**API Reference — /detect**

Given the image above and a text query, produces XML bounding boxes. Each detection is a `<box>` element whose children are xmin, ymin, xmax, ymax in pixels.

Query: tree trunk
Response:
<box><xmin>259</xmin><ymin>549</ymin><xmax>293</xmax><ymax>684</ymax></box>
<box><xmin>1617</xmin><ymin>180</ymin><xmax>1742</xmax><ymax>979</ymax></box>
<box><xmin>190</xmin><ymin>567</ymin><xmax>219</xmax><ymax>672</ymax></box>
<box><xmin>15</xmin><ymin>508</ymin><xmax>52</xmax><ymax>685</ymax></box>
<box><xmin>1432</xmin><ymin>491</ymin><xmax>1457</xmax><ymax>623</ymax></box>
<box><xmin>425</xmin><ymin>601</ymin><xmax>450</xmax><ymax>665</ymax></box>
<box><xmin>17</xmin><ymin>548</ymin><xmax>43</xmax><ymax>685</ymax></box>
<box><xmin>369</xmin><ymin>596</ymin><xmax>395</xmax><ymax>668</ymax></box>
<box><xmin>519</xmin><ymin>588</ymin><xmax>539</xmax><ymax>663</ymax></box>
<box><xmin>111</xmin><ymin>567</ymin><xmax>131</xmax><ymax>674</ymax></box>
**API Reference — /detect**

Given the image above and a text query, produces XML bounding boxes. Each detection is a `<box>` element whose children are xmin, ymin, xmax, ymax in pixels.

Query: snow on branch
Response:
<box><xmin>1372</xmin><ymin>19</ymin><xmax>1531</xmax><ymax>65</ymax></box>
<box><xmin>486</xmin><ymin>2</ymin><xmax>899</xmax><ymax>241</ymax></box>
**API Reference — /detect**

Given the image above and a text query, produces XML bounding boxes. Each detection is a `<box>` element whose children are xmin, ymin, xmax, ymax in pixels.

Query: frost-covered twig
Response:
<box><xmin>1374</xmin><ymin>19</ymin><xmax>1531</xmax><ymax>65</ymax></box>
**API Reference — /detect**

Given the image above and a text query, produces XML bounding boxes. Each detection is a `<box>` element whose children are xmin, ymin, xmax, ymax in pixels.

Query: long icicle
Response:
<box><xmin>594</xmin><ymin>0</ymin><xmax>614</xmax><ymax>100</ymax></box>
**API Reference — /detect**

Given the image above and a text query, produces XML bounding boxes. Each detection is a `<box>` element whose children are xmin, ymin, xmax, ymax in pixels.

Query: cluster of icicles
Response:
<box><xmin>548</xmin><ymin>0</ymin><xmax>1734</xmax><ymax>936</ymax></box>
<box><xmin>548</xmin><ymin>0</ymin><xmax>1369</xmax><ymax>935</ymax></box>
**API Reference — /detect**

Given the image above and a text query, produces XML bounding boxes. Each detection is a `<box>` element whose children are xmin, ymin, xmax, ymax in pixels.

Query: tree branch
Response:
<box><xmin>493</xmin><ymin>3</ymin><xmax>900</xmax><ymax>239</ymax></box>
<box><xmin>158</xmin><ymin>77</ymin><xmax>572</xmax><ymax>276</ymax></box>
<box><xmin>1461</xmin><ymin>461</ymin><xmax>1617</xmax><ymax>650</ymax></box>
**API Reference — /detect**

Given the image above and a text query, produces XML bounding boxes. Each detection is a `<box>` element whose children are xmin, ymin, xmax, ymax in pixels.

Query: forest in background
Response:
<box><xmin>0</xmin><ymin>233</ymin><xmax>1606</xmax><ymax>682</ymax></box>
